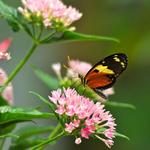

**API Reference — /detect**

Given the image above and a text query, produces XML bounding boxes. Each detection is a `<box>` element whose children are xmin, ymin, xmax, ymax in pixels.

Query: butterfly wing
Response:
<box><xmin>84</xmin><ymin>53</ymin><xmax>127</xmax><ymax>90</ymax></box>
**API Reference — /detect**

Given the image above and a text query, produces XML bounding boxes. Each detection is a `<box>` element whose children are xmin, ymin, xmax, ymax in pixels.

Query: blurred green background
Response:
<box><xmin>1</xmin><ymin>0</ymin><xmax>150</xmax><ymax>150</ymax></box>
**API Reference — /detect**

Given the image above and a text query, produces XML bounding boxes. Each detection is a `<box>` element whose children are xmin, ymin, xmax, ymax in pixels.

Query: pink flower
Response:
<box><xmin>75</xmin><ymin>138</ymin><xmax>82</xmax><ymax>144</ymax></box>
<box><xmin>103</xmin><ymin>88</ymin><xmax>114</xmax><ymax>96</ymax></box>
<box><xmin>0</xmin><ymin>68</ymin><xmax>13</xmax><ymax>105</ymax></box>
<box><xmin>48</xmin><ymin>88</ymin><xmax>116</xmax><ymax>148</ymax></box>
<box><xmin>51</xmin><ymin>63</ymin><xmax>62</xmax><ymax>79</ymax></box>
<box><xmin>81</xmin><ymin>126</ymin><xmax>95</xmax><ymax>139</ymax></box>
<box><xmin>104</xmin><ymin>129</ymin><xmax>115</xmax><ymax>139</ymax></box>
<box><xmin>104</xmin><ymin>139</ymin><xmax>114</xmax><ymax>148</ymax></box>
<box><xmin>18</xmin><ymin>0</ymin><xmax>82</xmax><ymax>29</ymax></box>
<box><xmin>0</xmin><ymin>38</ymin><xmax>12</xmax><ymax>61</ymax></box>
<box><xmin>67</xmin><ymin>59</ymin><xmax>92</xmax><ymax>78</ymax></box>
<box><xmin>65</xmin><ymin>122</ymin><xmax>75</xmax><ymax>133</ymax></box>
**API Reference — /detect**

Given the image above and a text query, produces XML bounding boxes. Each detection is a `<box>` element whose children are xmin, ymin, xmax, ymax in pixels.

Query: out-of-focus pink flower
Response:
<box><xmin>103</xmin><ymin>87</ymin><xmax>114</xmax><ymax>97</ymax></box>
<box><xmin>0</xmin><ymin>68</ymin><xmax>13</xmax><ymax>105</ymax></box>
<box><xmin>0</xmin><ymin>38</ymin><xmax>12</xmax><ymax>61</ymax></box>
<box><xmin>51</xmin><ymin>63</ymin><xmax>62</xmax><ymax>79</ymax></box>
<box><xmin>49</xmin><ymin>88</ymin><xmax>116</xmax><ymax>148</ymax></box>
<box><xmin>18</xmin><ymin>0</ymin><xmax>82</xmax><ymax>29</ymax></box>
<box><xmin>67</xmin><ymin>60</ymin><xmax>92</xmax><ymax>78</ymax></box>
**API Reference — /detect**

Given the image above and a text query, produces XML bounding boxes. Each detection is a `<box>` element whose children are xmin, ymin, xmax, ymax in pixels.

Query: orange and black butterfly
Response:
<box><xmin>80</xmin><ymin>53</ymin><xmax>128</xmax><ymax>99</ymax></box>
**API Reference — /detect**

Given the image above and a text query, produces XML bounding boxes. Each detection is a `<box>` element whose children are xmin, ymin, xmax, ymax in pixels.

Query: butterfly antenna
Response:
<box><xmin>63</xmin><ymin>55</ymin><xmax>71</xmax><ymax>70</ymax></box>
<box><xmin>67</xmin><ymin>55</ymin><xmax>71</xmax><ymax>62</ymax></box>
<box><xmin>63</xmin><ymin>64</ymin><xmax>69</xmax><ymax>70</ymax></box>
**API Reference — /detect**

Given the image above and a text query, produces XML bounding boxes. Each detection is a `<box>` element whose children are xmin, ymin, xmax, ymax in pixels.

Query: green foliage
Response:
<box><xmin>0</xmin><ymin>0</ymin><xmax>20</xmax><ymax>31</ymax></box>
<box><xmin>0</xmin><ymin>105</ymin><xmax>55</xmax><ymax>145</ymax></box>
<box><xmin>115</xmin><ymin>132</ymin><xmax>130</xmax><ymax>141</ymax></box>
<box><xmin>40</xmin><ymin>29</ymin><xmax>120</xmax><ymax>44</ymax></box>
<box><xmin>0</xmin><ymin>95</ymin><xmax>8</xmax><ymax>106</ymax></box>
<box><xmin>30</xmin><ymin>91</ymin><xmax>63</xmax><ymax>125</ymax></box>
<box><xmin>9</xmin><ymin>138</ymin><xmax>47</xmax><ymax>150</ymax></box>
<box><xmin>0</xmin><ymin>124</ymin><xmax>15</xmax><ymax>135</ymax></box>
<box><xmin>14</xmin><ymin>125</ymin><xmax>55</xmax><ymax>141</ymax></box>
<box><xmin>9</xmin><ymin>125</ymin><xmax>55</xmax><ymax>149</ymax></box>
<box><xmin>29</xmin><ymin>91</ymin><xmax>54</xmax><ymax>109</ymax></box>
<box><xmin>0</xmin><ymin>0</ymin><xmax>32</xmax><ymax>34</ymax></box>
<box><xmin>105</xmin><ymin>101</ymin><xmax>136</xmax><ymax>110</ymax></box>
<box><xmin>33</xmin><ymin>67</ymin><xmax>59</xmax><ymax>89</ymax></box>
<box><xmin>0</xmin><ymin>106</ymin><xmax>54</xmax><ymax>126</ymax></box>
<box><xmin>96</xmin><ymin>127</ymin><xmax>129</xmax><ymax>141</ymax></box>
<box><xmin>0</xmin><ymin>133</ymin><xmax>18</xmax><ymax>139</ymax></box>
<box><xmin>30</xmin><ymin>131</ymin><xmax>65</xmax><ymax>150</ymax></box>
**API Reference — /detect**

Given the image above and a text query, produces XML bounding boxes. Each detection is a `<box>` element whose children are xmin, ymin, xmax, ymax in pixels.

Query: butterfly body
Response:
<box><xmin>82</xmin><ymin>53</ymin><xmax>128</xmax><ymax>99</ymax></box>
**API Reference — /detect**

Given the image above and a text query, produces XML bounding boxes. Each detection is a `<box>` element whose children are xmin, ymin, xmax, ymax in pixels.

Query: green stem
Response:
<box><xmin>105</xmin><ymin>101</ymin><xmax>136</xmax><ymax>110</ymax></box>
<box><xmin>3</xmin><ymin>42</ymin><xmax>38</xmax><ymax>90</ymax></box>
<box><xmin>40</xmin><ymin>30</ymin><xmax>56</xmax><ymax>43</ymax></box>
<box><xmin>0</xmin><ymin>139</ymin><xmax>5</xmax><ymax>149</ymax></box>
<box><xmin>48</xmin><ymin>123</ymin><xmax>62</xmax><ymax>139</ymax></box>
<box><xmin>33</xmin><ymin>123</ymin><xmax>62</xmax><ymax>150</ymax></box>
<box><xmin>31</xmin><ymin>130</ymin><xmax>65</xmax><ymax>150</ymax></box>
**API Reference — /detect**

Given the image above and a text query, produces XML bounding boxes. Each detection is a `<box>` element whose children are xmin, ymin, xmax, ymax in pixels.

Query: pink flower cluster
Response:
<box><xmin>67</xmin><ymin>59</ymin><xmax>92</xmax><ymax>77</ymax></box>
<box><xmin>0</xmin><ymin>68</ymin><xmax>13</xmax><ymax>105</ymax></box>
<box><xmin>0</xmin><ymin>38</ymin><xmax>11</xmax><ymax>61</ymax></box>
<box><xmin>48</xmin><ymin>88</ymin><xmax>116</xmax><ymax>148</ymax></box>
<box><xmin>18</xmin><ymin>0</ymin><xmax>82</xmax><ymax>28</ymax></box>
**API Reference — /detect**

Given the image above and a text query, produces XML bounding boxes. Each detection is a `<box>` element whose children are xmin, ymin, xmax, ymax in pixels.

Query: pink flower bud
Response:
<box><xmin>0</xmin><ymin>68</ymin><xmax>13</xmax><ymax>105</ymax></box>
<box><xmin>75</xmin><ymin>138</ymin><xmax>82</xmax><ymax>144</ymax></box>
<box><xmin>0</xmin><ymin>38</ymin><xmax>12</xmax><ymax>61</ymax></box>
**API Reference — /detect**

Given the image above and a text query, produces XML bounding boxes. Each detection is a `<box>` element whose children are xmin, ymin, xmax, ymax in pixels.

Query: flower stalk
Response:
<box><xmin>48</xmin><ymin>123</ymin><xmax>62</xmax><ymax>139</ymax></box>
<box><xmin>1</xmin><ymin>42</ymin><xmax>38</xmax><ymax>92</ymax></box>
<box><xmin>31</xmin><ymin>126</ymin><xmax>65</xmax><ymax>150</ymax></box>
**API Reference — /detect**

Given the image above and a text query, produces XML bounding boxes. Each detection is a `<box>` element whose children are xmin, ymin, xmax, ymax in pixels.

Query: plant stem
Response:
<box><xmin>31</xmin><ymin>129</ymin><xmax>65</xmax><ymax>150</ymax></box>
<box><xmin>33</xmin><ymin>123</ymin><xmax>63</xmax><ymax>150</ymax></box>
<box><xmin>105</xmin><ymin>101</ymin><xmax>136</xmax><ymax>110</ymax></box>
<box><xmin>40</xmin><ymin>30</ymin><xmax>56</xmax><ymax>43</ymax></box>
<box><xmin>3</xmin><ymin>42</ymin><xmax>38</xmax><ymax>90</ymax></box>
<box><xmin>0</xmin><ymin>139</ymin><xmax>5</xmax><ymax>149</ymax></box>
<box><xmin>48</xmin><ymin>123</ymin><xmax>62</xmax><ymax>139</ymax></box>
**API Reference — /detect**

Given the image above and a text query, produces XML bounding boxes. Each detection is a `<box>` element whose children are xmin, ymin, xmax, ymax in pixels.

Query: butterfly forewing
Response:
<box><xmin>84</xmin><ymin>53</ymin><xmax>127</xmax><ymax>90</ymax></box>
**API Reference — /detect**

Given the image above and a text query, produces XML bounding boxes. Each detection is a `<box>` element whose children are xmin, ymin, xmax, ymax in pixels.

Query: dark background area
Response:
<box><xmin>0</xmin><ymin>0</ymin><xmax>150</xmax><ymax>149</ymax></box>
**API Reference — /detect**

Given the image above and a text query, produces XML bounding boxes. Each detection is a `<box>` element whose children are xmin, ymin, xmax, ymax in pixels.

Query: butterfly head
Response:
<box><xmin>78</xmin><ymin>74</ymin><xmax>87</xmax><ymax>86</ymax></box>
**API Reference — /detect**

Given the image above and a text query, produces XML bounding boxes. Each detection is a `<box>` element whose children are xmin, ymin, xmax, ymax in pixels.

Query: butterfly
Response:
<box><xmin>80</xmin><ymin>53</ymin><xmax>128</xmax><ymax>99</ymax></box>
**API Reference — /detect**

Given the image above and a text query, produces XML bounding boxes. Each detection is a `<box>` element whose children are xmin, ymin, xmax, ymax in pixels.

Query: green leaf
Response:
<box><xmin>29</xmin><ymin>91</ymin><xmax>54</xmax><ymax>108</ymax></box>
<box><xmin>10</xmin><ymin>126</ymin><xmax>56</xmax><ymax>149</ymax></box>
<box><xmin>0</xmin><ymin>95</ymin><xmax>8</xmax><ymax>106</ymax></box>
<box><xmin>0</xmin><ymin>0</ymin><xmax>32</xmax><ymax>35</ymax></box>
<box><xmin>14</xmin><ymin>125</ymin><xmax>55</xmax><ymax>141</ymax></box>
<box><xmin>30</xmin><ymin>131</ymin><xmax>65</xmax><ymax>150</ymax></box>
<box><xmin>40</xmin><ymin>30</ymin><xmax>120</xmax><ymax>44</ymax></box>
<box><xmin>0</xmin><ymin>124</ymin><xmax>15</xmax><ymax>135</ymax></box>
<box><xmin>105</xmin><ymin>101</ymin><xmax>136</xmax><ymax>110</ymax></box>
<box><xmin>33</xmin><ymin>67</ymin><xmax>59</xmax><ymax>89</ymax></box>
<box><xmin>115</xmin><ymin>132</ymin><xmax>130</xmax><ymax>140</ymax></box>
<box><xmin>9</xmin><ymin>138</ymin><xmax>47</xmax><ymax>150</ymax></box>
<box><xmin>0</xmin><ymin>133</ymin><xmax>18</xmax><ymax>139</ymax></box>
<box><xmin>0</xmin><ymin>106</ymin><xmax>55</xmax><ymax>126</ymax></box>
<box><xmin>30</xmin><ymin>91</ymin><xmax>64</xmax><ymax>126</ymax></box>
<box><xmin>0</xmin><ymin>0</ymin><xmax>20</xmax><ymax>31</ymax></box>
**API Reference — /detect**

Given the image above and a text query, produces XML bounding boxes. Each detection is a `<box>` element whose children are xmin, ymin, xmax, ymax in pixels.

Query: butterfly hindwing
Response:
<box><xmin>84</xmin><ymin>53</ymin><xmax>127</xmax><ymax>90</ymax></box>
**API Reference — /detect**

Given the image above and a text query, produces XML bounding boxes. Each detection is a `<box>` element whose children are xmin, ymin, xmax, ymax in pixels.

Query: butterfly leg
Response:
<box><xmin>93</xmin><ymin>88</ymin><xmax>108</xmax><ymax>100</ymax></box>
